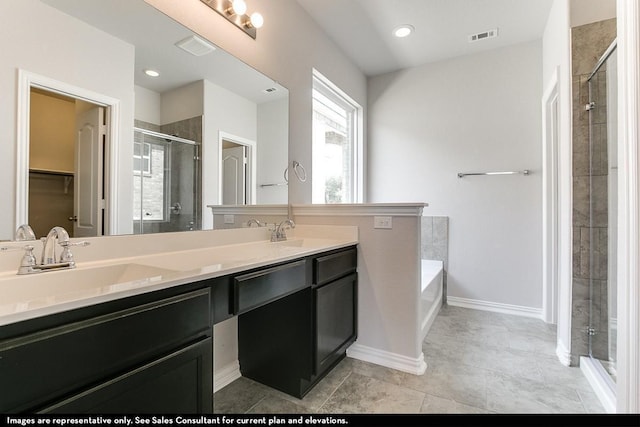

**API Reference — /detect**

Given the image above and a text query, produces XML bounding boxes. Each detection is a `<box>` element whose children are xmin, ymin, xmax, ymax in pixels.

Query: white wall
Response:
<box><xmin>615</xmin><ymin>0</ymin><xmax>640</xmax><ymax>412</ymax></box>
<box><xmin>542</xmin><ymin>0</ymin><xmax>573</xmax><ymax>360</ymax></box>
<box><xmin>144</xmin><ymin>0</ymin><xmax>368</xmax><ymax>204</ymax></box>
<box><xmin>202</xmin><ymin>80</ymin><xmax>257</xmax><ymax>229</ymax></box>
<box><xmin>570</xmin><ymin>0</ymin><xmax>616</xmax><ymax>27</ymax></box>
<box><xmin>134</xmin><ymin>85</ymin><xmax>161</xmax><ymax>125</ymax></box>
<box><xmin>368</xmin><ymin>41</ymin><xmax>543</xmax><ymax>311</ymax></box>
<box><xmin>257</xmin><ymin>98</ymin><xmax>289</xmax><ymax>204</ymax></box>
<box><xmin>0</xmin><ymin>0</ymin><xmax>135</xmax><ymax>239</ymax></box>
<box><xmin>161</xmin><ymin>81</ymin><xmax>205</xmax><ymax>124</ymax></box>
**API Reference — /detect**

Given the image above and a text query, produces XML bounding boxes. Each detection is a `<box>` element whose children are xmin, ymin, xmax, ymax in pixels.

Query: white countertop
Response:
<box><xmin>0</xmin><ymin>228</ymin><xmax>358</xmax><ymax>327</ymax></box>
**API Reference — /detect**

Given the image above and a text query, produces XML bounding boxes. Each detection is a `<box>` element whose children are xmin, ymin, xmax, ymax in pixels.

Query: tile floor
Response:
<box><xmin>213</xmin><ymin>304</ymin><xmax>605</xmax><ymax>414</ymax></box>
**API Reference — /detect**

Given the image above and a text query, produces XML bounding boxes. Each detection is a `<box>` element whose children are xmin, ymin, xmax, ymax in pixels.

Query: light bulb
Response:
<box><xmin>393</xmin><ymin>25</ymin><xmax>414</xmax><ymax>38</ymax></box>
<box><xmin>231</xmin><ymin>0</ymin><xmax>247</xmax><ymax>15</ymax></box>
<box><xmin>144</xmin><ymin>69</ymin><xmax>160</xmax><ymax>77</ymax></box>
<box><xmin>249</xmin><ymin>12</ymin><xmax>264</xmax><ymax>28</ymax></box>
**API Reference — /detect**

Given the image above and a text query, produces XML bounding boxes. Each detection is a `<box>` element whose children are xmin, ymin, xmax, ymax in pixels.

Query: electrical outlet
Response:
<box><xmin>223</xmin><ymin>214</ymin><xmax>235</xmax><ymax>224</ymax></box>
<box><xmin>374</xmin><ymin>216</ymin><xmax>392</xmax><ymax>229</ymax></box>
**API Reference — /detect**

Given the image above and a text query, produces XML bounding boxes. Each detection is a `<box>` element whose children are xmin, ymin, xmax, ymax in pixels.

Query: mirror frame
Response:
<box><xmin>16</xmin><ymin>69</ymin><xmax>121</xmax><ymax>236</ymax></box>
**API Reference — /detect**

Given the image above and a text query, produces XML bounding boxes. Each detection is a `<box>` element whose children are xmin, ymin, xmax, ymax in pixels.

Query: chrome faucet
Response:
<box><xmin>17</xmin><ymin>226</ymin><xmax>90</xmax><ymax>275</ymax></box>
<box><xmin>41</xmin><ymin>226</ymin><xmax>71</xmax><ymax>265</ymax></box>
<box><xmin>271</xmin><ymin>219</ymin><xmax>295</xmax><ymax>242</ymax></box>
<box><xmin>15</xmin><ymin>224</ymin><xmax>36</xmax><ymax>241</ymax></box>
<box><xmin>247</xmin><ymin>219</ymin><xmax>263</xmax><ymax>228</ymax></box>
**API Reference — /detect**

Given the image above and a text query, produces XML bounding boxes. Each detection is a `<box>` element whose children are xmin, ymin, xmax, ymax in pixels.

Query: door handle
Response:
<box><xmin>68</xmin><ymin>216</ymin><xmax>78</xmax><ymax>222</ymax></box>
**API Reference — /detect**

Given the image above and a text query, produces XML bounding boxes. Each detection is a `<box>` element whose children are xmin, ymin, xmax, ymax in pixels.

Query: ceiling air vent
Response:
<box><xmin>175</xmin><ymin>35</ymin><xmax>216</xmax><ymax>56</ymax></box>
<box><xmin>263</xmin><ymin>87</ymin><xmax>278</xmax><ymax>94</ymax></box>
<box><xmin>468</xmin><ymin>28</ymin><xmax>499</xmax><ymax>43</ymax></box>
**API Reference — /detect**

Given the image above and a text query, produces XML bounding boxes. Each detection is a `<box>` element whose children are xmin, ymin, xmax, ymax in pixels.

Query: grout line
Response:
<box><xmin>245</xmin><ymin>396</ymin><xmax>267</xmax><ymax>414</ymax></box>
<box><xmin>315</xmin><ymin>371</ymin><xmax>353</xmax><ymax>413</ymax></box>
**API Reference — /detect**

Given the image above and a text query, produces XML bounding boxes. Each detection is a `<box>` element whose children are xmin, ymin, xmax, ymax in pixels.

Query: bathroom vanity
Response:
<box><xmin>0</xmin><ymin>231</ymin><xmax>357</xmax><ymax>414</ymax></box>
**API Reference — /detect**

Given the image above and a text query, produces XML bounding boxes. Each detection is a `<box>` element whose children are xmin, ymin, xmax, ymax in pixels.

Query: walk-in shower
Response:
<box><xmin>132</xmin><ymin>128</ymin><xmax>201</xmax><ymax>234</ymax></box>
<box><xmin>581</xmin><ymin>39</ymin><xmax>618</xmax><ymax>411</ymax></box>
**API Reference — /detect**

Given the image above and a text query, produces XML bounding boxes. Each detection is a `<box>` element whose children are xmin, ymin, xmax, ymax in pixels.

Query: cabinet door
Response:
<box><xmin>0</xmin><ymin>288</ymin><xmax>210</xmax><ymax>413</ymax></box>
<box><xmin>40</xmin><ymin>338</ymin><xmax>212</xmax><ymax>414</ymax></box>
<box><xmin>314</xmin><ymin>273</ymin><xmax>357</xmax><ymax>375</ymax></box>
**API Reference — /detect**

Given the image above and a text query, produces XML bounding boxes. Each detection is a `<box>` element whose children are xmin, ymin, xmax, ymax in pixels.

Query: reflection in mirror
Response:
<box><xmin>9</xmin><ymin>0</ymin><xmax>288</xmax><ymax>240</ymax></box>
<box><xmin>28</xmin><ymin>88</ymin><xmax>105</xmax><ymax>238</ymax></box>
<box><xmin>133</xmin><ymin>128</ymin><xmax>201</xmax><ymax>235</ymax></box>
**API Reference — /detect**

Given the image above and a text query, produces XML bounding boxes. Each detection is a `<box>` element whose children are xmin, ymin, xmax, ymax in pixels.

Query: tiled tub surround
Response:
<box><xmin>0</xmin><ymin>225</ymin><xmax>357</xmax><ymax>326</ymax></box>
<box><xmin>570</xmin><ymin>18</ymin><xmax>616</xmax><ymax>364</ymax></box>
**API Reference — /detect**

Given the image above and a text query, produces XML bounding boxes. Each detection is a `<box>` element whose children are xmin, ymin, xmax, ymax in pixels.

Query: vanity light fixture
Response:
<box><xmin>200</xmin><ymin>0</ymin><xmax>264</xmax><ymax>39</ymax></box>
<box><xmin>393</xmin><ymin>24</ymin><xmax>414</xmax><ymax>38</ymax></box>
<box><xmin>144</xmin><ymin>69</ymin><xmax>160</xmax><ymax>77</ymax></box>
<box><xmin>248</xmin><ymin>12</ymin><xmax>264</xmax><ymax>29</ymax></box>
<box><xmin>227</xmin><ymin>0</ymin><xmax>247</xmax><ymax>16</ymax></box>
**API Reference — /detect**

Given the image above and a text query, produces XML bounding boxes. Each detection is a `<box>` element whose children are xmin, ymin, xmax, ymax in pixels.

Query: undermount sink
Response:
<box><xmin>0</xmin><ymin>263</ymin><xmax>179</xmax><ymax>313</ymax></box>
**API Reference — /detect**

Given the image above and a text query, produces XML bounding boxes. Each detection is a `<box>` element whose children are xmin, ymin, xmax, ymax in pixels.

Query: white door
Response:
<box><xmin>222</xmin><ymin>145</ymin><xmax>246</xmax><ymax>205</ymax></box>
<box><xmin>74</xmin><ymin>107</ymin><xmax>105</xmax><ymax>237</ymax></box>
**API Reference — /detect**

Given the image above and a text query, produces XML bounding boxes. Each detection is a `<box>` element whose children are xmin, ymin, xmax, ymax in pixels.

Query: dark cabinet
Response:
<box><xmin>41</xmin><ymin>338</ymin><xmax>212</xmax><ymax>414</ymax></box>
<box><xmin>1</xmin><ymin>244</ymin><xmax>356</xmax><ymax>412</ymax></box>
<box><xmin>238</xmin><ymin>246</ymin><xmax>357</xmax><ymax>399</ymax></box>
<box><xmin>314</xmin><ymin>273</ymin><xmax>357</xmax><ymax>375</ymax></box>
<box><xmin>312</xmin><ymin>247</ymin><xmax>357</xmax><ymax>378</ymax></box>
<box><xmin>0</xmin><ymin>288</ymin><xmax>213</xmax><ymax>414</ymax></box>
<box><xmin>234</xmin><ymin>260</ymin><xmax>308</xmax><ymax>314</ymax></box>
<box><xmin>238</xmin><ymin>287</ymin><xmax>313</xmax><ymax>398</ymax></box>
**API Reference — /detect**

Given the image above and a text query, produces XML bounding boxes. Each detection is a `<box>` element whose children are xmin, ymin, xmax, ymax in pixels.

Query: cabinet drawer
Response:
<box><xmin>0</xmin><ymin>288</ymin><xmax>211</xmax><ymax>413</ymax></box>
<box><xmin>40</xmin><ymin>338</ymin><xmax>213</xmax><ymax>414</ymax></box>
<box><xmin>314</xmin><ymin>247</ymin><xmax>357</xmax><ymax>285</ymax></box>
<box><xmin>234</xmin><ymin>260</ymin><xmax>308</xmax><ymax>314</ymax></box>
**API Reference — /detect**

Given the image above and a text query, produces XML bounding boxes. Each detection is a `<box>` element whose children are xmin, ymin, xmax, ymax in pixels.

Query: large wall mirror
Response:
<box><xmin>6</xmin><ymin>0</ymin><xmax>288</xmax><ymax>241</ymax></box>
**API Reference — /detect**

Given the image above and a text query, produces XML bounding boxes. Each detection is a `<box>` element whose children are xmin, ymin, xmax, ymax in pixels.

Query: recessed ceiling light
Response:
<box><xmin>393</xmin><ymin>25</ymin><xmax>414</xmax><ymax>38</ymax></box>
<box><xmin>144</xmin><ymin>69</ymin><xmax>160</xmax><ymax>77</ymax></box>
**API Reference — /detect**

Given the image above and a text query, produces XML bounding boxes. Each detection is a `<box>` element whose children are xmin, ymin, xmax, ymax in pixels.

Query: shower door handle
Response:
<box><xmin>170</xmin><ymin>202</ymin><xmax>182</xmax><ymax>215</ymax></box>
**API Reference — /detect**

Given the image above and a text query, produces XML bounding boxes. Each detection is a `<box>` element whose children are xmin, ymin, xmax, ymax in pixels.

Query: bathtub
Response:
<box><xmin>421</xmin><ymin>259</ymin><xmax>444</xmax><ymax>341</ymax></box>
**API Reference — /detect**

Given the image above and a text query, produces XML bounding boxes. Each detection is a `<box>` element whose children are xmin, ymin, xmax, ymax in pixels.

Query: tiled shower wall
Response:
<box><xmin>421</xmin><ymin>216</ymin><xmax>449</xmax><ymax>301</ymax></box>
<box><xmin>570</xmin><ymin>18</ymin><xmax>616</xmax><ymax>364</ymax></box>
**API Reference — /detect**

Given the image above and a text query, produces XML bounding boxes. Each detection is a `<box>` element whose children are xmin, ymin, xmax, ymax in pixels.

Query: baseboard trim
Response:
<box><xmin>213</xmin><ymin>360</ymin><xmax>241</xmax><ymax>393</ymax></box>
<box><xmin>346</xmin><ymin>343</ymin><xmax>427</xmax><ymax>375</ymax></box>
<box><xmin>556</xmin><ymin>340</ymin><xmax>572</xmax><ymax>367</ymax></box>
<box><xmin>580</xmin><ymin>356</ymin><xmax>616</xmax><ymax>413</ymax></box>
<box><xmin>447</xmin><ymin>296</ymin><xmax>542</xmax><ymax>319</ymax></box>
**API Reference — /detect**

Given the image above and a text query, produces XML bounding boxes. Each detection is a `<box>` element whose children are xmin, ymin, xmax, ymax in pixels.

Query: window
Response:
<box><xmin>133</xmin><ymin>142</ymin><xmax>152</xmax><ymax>175</ymax></box>
<box><xmin>132</xmin><ymin>136</ymin><xmax>169</xmax><ymax>222</ymax></box>
<box><xmin>312</xmin><ymin>70</ymin><xmax>363</xmax><ymax>204</ymax></box>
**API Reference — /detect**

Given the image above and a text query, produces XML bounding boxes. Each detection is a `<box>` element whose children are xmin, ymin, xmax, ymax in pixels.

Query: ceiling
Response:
<box><xmin>295</xmin><ymin>0</ymin><xmax>554</xmax><ymax>76</ymax></box>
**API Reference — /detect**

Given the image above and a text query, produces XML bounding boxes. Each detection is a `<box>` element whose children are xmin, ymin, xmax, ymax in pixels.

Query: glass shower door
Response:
<box><xmin>586</xmin><ymin>42</ymin><xmax>617</xmax><ymax>382</ymax></box>
<box><xmin>133</xmin><ymin>128</ymin><xmax>201</xmax><ymax>235</ymax></box>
